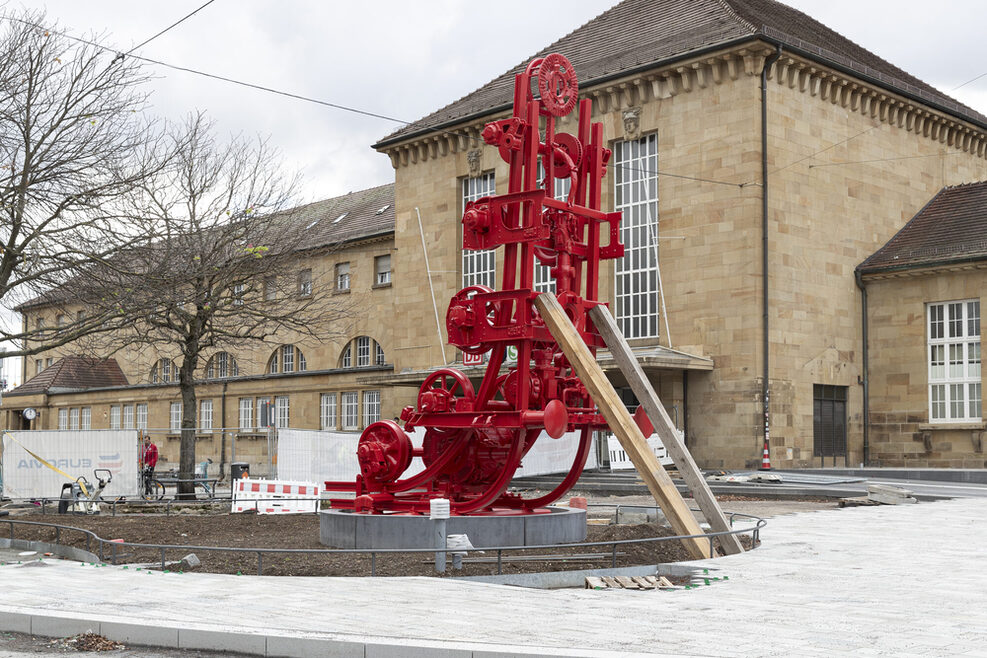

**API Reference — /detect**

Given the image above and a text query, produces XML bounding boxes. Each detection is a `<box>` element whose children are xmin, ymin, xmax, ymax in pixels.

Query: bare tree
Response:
<box><xmin>0</xmin><ymin>10</ymin><xmax>167</xmax><ymax>358</ymax></box>
<box><xmin>110</xmin><ymin>113</ymin><xmax>352</xmax><ymax>497</ymax></box>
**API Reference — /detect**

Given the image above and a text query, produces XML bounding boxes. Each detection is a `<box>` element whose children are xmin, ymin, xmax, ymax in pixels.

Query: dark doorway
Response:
<box><xmin>813</xmin><ymin>384</ymin><xmax>847</xmax><ymax>466</ymax></box>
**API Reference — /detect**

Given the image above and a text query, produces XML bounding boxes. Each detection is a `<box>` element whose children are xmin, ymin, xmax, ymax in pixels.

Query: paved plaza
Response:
<box><xmin>1</xmin><ymin>498</ymin><xmax>986</xmax><ymax>657</ymax></box>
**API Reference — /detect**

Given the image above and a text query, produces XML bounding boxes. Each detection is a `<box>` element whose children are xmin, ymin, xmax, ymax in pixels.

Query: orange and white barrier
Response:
<box><xmin>231</xmin><ymin>479</ymin><xmax>320</xmax><ymax>514</ymax></box>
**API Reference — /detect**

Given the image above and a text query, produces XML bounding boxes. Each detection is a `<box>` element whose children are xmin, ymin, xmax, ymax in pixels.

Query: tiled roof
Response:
<box><xmin>6</xmin><ymin>356</ymin><xmax>129</xmax><ymax>396</ymax></box>
<box><xmin>292</xmin><ymin>183</ymin><xmax>394</xmax><ymax>250</ymax></box>
<box><xmin>376</xmin><ymin>0</ymin><xmax>985</xmax><ymax>147</ymax></box>
<box><xmin>16</xmin><ymin>184</ymin><xmax>395</xmax><ymax>311</ymax></box>
<box><xmin>858</xmin><ymin>181</ymin><xmax>987</xmax><ymax>274</ymax></box>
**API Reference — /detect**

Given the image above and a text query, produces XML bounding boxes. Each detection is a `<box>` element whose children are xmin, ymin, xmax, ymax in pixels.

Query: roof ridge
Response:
<box><xmin>715</xmin><ymin>0</ymin><xmax>760</xmax><ymax>34</ymax></box>
<box><xmin>942</xmin><ymin>180</ymin><xmax>987</xmax><ymax>191</ymax></box>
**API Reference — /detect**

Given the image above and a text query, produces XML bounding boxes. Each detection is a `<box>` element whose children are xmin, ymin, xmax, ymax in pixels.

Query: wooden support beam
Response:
<box><xmin>589</xmin><ymin>305</ymin><xmax>745</xmax><ymax>556</ymax></box>
<box><xmin>533</xmin><ymin>294</ymin><xmax>711</xmax><ymax>560</ymax></box>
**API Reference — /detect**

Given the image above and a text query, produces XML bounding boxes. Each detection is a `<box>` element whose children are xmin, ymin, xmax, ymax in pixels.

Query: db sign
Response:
<box><xmin>463</xmin><ymin>345</ymin><xmax>517</xmax><ymax>366</ymax></box>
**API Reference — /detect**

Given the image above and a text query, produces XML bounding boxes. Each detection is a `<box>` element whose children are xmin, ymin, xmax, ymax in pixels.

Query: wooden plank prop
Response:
<box><xmin>533</xmin><ymin>294</ymin><xmax>711</xmax><ymax>560</ymax></box>
<box><xmin>589</xmin><ymin>304</ymin><xmax>745</xmax><ymax>556</ymax></box>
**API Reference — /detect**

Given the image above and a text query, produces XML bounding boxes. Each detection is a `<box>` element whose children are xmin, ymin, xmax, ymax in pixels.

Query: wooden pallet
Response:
<box><xmin>585</xmin><ymin>575</ymin><xmax>676</xmax><ymax>590</ymax></box>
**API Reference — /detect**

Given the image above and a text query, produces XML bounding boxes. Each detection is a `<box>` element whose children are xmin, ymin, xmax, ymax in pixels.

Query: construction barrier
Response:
<box><xmin>231</xmin><ymin>478</ymin><xmax>320</xmax><ymax>514</ymax></box>
<box><xmin>607</xmin><ymin>431</ymin><xmax>676</xmax><ymax>470</ymax></box>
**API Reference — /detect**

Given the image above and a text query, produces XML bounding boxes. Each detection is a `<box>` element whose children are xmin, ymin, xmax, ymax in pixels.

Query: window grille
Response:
<box><xmin>321</xmin><ymin>393</ymin><xmax>337</xmax><ymax>430</ymax></box>
<box><xmin>200</xmin><ymin>399</ymin><xmax>213</xmax><ymax>433</ymax></box>
<box><xmin>928</xmin><ymin>300</ymin><xmax>981</xmax><ymax>422</ymax></box>
<box><xmin>613</xmin><ymin>134</ymin><xmax>660</xmax><ymax>339</ymax></box>
<box><xmin>239</xmin><ymin>398</ymin><xmax>253</xmax><ymax>430</ymax></box>
<box><xmin>462</xmin><ymin>173</ymin><xmax>496</xmax><ymax>288</ymax></box>
<box><xmin>342</xmin><ymin>391</ymin><xmax>359</xmax><ymax>430</ymax></box>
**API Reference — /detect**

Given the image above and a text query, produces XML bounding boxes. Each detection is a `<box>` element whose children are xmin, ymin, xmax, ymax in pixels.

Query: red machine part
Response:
<box><xmin>329</xmin><ymin>52</ymin><xmax>624</xmax><ymax>515</ymax></box>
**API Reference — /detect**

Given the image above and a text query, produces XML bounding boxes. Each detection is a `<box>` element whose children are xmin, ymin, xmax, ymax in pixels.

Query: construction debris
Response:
<box><xmin>867</xmin><ymin>483</ymin><xmax>917</xmax><ymax>505</ymax></box>
<box><xmin>585</xmin><ymin>575</ymin><xmax>677</xmax><ymax>590</ymax></box>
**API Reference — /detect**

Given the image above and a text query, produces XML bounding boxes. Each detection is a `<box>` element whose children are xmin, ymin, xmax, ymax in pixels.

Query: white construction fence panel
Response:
<box><xmin>1</xmin><ymin>430</ymin><xmax>139</xmax><ymax>498</ymax></box>
<box><xmin>278</xmin><ymin>427</ymin><xmax>597</xmax><ymax>488</ymax></box>
<box><xmin>607</xmin><ymin>431</ymin><xmax>677</xmax><ymax>470</ymax></box>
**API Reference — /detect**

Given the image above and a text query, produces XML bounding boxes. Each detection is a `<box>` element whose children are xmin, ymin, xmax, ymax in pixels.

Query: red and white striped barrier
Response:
<box><xmin>231</xmin><ymin>479</ymin><xmax>320</xmax><ymax>514</ymax></box>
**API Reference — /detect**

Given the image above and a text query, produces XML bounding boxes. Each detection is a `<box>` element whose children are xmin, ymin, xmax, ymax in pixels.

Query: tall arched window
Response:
<box><xmin>338</xmin><ymin>336</ymin><xmax>385</xmax><ymax>369</ymax></box>
<box><xmin>205</xmin><ymin>352</ymin><xmax>239</xmax><ymax>379</ymax></box>
<box><xmin>149</xmin><ymin>358</ymin><xmax>178</xmax><ymax>384</ymax></box>
<box><xmin>267</xmin><ymin>345</ymin><xmax>307</xmax><ymax>374</ymax></box>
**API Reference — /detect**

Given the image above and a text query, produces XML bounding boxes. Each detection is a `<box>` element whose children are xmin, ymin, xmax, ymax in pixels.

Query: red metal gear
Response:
<box><xmin>417</xmin><ymin>367</ymin><xmax>476</xmax><ymax>414</ymax></box>
<box><xmin>538</xmin><ymin>53</ymin><xmax>579</xmax><ymax>117</ymax></box>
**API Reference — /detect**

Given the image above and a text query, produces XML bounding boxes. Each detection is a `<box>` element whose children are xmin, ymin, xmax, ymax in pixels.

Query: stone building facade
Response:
<box><xmin>5</xmin><ymin>0</ymin><xmax>987</xmax><ymax>470</ymax></box>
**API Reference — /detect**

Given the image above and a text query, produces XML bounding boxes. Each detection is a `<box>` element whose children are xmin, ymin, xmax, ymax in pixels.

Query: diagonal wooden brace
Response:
<box><xmin>534</xmin><ymin>294</ymin><xmax>711</xmax><ymax>560</ymax></box>
<box><xmin>589</xmin><ymin>304</ymin><xmax>745</xmax><ymax>555</ymax></box>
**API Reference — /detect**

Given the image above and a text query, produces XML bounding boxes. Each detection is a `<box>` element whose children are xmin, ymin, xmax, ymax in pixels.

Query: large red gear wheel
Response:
<box><xmin>356</xmin><ymin>420</ymin><xmax>413</xmax><ymax>485</ymax></box>
<box><xmin>538</xmin><ymin>53</ymin><xmax>579</xmax><ymax>117</ymax></box>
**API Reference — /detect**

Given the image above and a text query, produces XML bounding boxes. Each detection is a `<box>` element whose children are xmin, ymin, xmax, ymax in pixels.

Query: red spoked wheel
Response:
<box><xmin>538</xmin><ymin>53</ymin><xmax>579</xmax><ymax>117</ymax></box>
<box><xmin>446</xmin><ymin>285</ymin><xmax>511</xmax><ymax>356</ymax></box>
<box><xmin>417</xmin><ymin>367</ymin><xmax>476</xmax><ymax>414</ymax></box>
<box><xmin>541</xmin><ymin>132</ymin><xmax>584</xmax><ymax>179</ymax></box>
<box><xmin>356</xmin><ymin>420</ymin><xmax>413</xmax><ymax>485</ymax></box>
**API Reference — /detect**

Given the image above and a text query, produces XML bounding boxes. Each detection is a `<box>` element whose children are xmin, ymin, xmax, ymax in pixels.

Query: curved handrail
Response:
<box><xmin>0</xmin><ymin>506</ymin><xmax>765</xmax><ymax>577</ymax></box>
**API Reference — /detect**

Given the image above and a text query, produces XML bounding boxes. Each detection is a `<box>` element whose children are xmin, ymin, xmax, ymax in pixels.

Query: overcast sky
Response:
<box><xmin>3</xmin><ymin>0</ymin><xmax>986</xmax><ymax>385</ymax></box>
<box><xmin>13</xmin><ymin>0</ymin><xmax>987</xmax><ymax>203</ymax></box>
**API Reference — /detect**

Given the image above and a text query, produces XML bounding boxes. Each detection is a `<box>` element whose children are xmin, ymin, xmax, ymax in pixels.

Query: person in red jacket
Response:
<box><xmin>139</xmin><ymin>435</ymin><xmax>159</xmax><ymax>495</ymax></box>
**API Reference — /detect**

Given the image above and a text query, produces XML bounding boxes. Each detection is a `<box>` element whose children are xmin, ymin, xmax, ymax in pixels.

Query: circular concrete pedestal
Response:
<box><xmin>319</xmin><ymin>506</ymin><xmax>586</xmax><ymax>549</ymax></box>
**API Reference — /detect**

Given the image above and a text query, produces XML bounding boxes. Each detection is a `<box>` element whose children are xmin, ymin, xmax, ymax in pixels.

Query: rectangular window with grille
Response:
<box><xmin>928</xmin><ymin>300</ymin><xmax>981</xmax><ymax>422</ymax></box>
<box><xmin>363</xmin><ymin>390</ymin><xmax>381</xmax><ymax>426</ymax></box>
<box><xmin>239</xmin><ymin>398</ymin><xmax>253</xmax><ymax>430</ymax></box>
<box><xmin>336</xmin><ymin>262</ymin><xmax>350</xmax><ymax>290</ymax></box>
<box><xmin>375</xmin><ymin>342</ymin><xmax>385</xmax><ymax>366</ymax></box>
<box><xmin>81</xmin><ymin>408</ymin><xmax>91</xmax><ymax>430</ymax></box>
<box><xmin>813</xmin><ymin>385</ymin><xmax>847</xmax><ymax>462</ymax></box>
<box><xmin>264</xmin><ymin>276</ymin><xmax>277</xmax><ymax>301</ymax></box>
<box><xmin>58</xmin><ymin>408</ymin><xmax>68</xmax><ymax>430</ymax></box>
<box><xmin>69</xmin><ymin>408</ymin><xmax>80</xmax><ymax>430</ymax></box>
<box><xmin>342</xmin><ymin>391</ymin><xmax>359</xmax><ymax>430</ymax></box>
<box><xmin>110</xmin><ymin>405</ymin><xmax>121</xmax><ymax>429</ymax></box>
<box><xmin>298</xmin><ymin>268</ymin><xmax>312</xmax><ymax>297</ymax></box>
<box><xmin>275</xmin><ymin>396</ymin><xmax>290</xmax><ymax>429</ymax></box>
<box><xmin>200</xmin><ymin>399</ymin><xmax>213</xmax><ymax>433</ymax></box>
<box><xmin>136</xmin><ymin>403</ymin><xmax>148</xmax><ymax>430</ymax></box>
<box><xmin>613</xmin><ymin>133</ymin><xmax>660</xmax><ymax>339</ymax></box>
<box><xmin>375</xmin><ymin>254</ymin><xmax>391</xmax><ymax>285</ymax></box>
<box><xmin>170</xmin><ymin>402</ymin><xmax>182</xmax><ymax>431</ymax></box>
<box><xmin>321</xmin><ymin>393</ymin><xmax>337</xmax><ymax>430</ymax></box>
<box><xmin>123</xmin><ymin>405</ymin><xmax>135</xmax><ymax>429</ymax></box>
<box><xmin>462</xmin><ymin>173</ymin><xmax>497</xmax><ymax>288</ymax></box>
<box><xmin>282</xmin><ymin>345</ymin><xmax>294</xmax><ymax>373</ymax></box>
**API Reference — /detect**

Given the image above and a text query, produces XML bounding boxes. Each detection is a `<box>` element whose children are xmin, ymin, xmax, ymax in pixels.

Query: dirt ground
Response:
<box><xmin>2</xmin><ymin>491</ymin><xmax>835</xmax><ymax>578</ymax></box>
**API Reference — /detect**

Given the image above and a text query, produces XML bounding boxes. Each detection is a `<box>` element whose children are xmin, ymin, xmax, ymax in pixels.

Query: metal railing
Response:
<box><xmin>0</xmin><ymin>503</ymin><xmax>765</xmax><ymax>577</ymax></box>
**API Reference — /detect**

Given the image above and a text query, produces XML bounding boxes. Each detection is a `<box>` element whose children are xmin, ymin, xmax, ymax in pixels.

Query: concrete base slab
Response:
<box><xmin>320</xmin><ymin>506</ymin><xmax>586</xmax><ymax>549</ymax></box>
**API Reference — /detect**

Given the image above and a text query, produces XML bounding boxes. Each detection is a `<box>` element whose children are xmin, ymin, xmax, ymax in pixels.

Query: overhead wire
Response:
<box><xmin>125</xmin><ymin>0</ymin><xmax>217</xmax><ymax>56</ymax></box>
<box><xmin>4</xmin><ymin>13</ymin><xmax>967</xmax><ymax>190</ymax></box>
<box><xmin>0</xmin><ymin>13</ymin><xmax>475</xmax><ymax>143</ymax></box>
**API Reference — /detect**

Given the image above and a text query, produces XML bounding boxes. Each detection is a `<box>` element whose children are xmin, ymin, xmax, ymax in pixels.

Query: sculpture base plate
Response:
<box><xmin>319</xmin><ymin>506</ymin><xmax>586</xmax><ymax>549</ymax></box>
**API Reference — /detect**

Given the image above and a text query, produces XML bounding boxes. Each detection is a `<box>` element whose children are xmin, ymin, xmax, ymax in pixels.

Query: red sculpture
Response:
<box><xmin>328</xmin><ymin>53</ymin><xmax>624</xmax><ymax>514</ymax></box>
